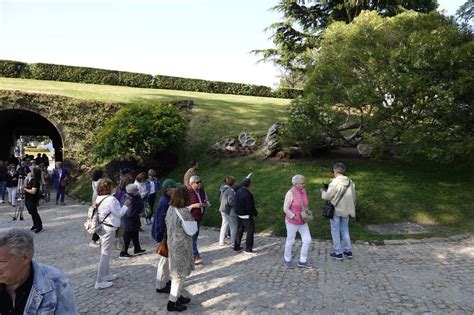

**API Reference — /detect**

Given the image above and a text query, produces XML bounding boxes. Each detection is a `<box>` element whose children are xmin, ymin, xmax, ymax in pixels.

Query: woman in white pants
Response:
<box><xmin>94</xmin><ymin>178</ymin><xmax>129</xmax><ymax>290</ymax></box>
<box><xmin>283</xmin><ymin>174</ymin><xmax>312</xmax><ymax>269</ymax></box>
<box><xmin>6</xmin><ymin>165</ymin><xmax>18</xmax><ymax>207</ymax></box>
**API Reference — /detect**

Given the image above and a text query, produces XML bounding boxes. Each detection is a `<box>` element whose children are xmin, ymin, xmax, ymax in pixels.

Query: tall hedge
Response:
<box><xmin>0</xmin><ymin>60</ymin><xmax>29</xmax><ymax>78</ymax></box>
<box><xmin>0</xmin><ymin>60</ymin><xmax>302</xmax><ymax>98</ymax></box>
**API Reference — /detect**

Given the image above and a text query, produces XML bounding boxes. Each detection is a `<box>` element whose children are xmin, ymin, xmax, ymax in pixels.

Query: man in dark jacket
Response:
<box><xmin>234</xmin><ymin>178</ymin><xmax>257</xmax><ymax>253</ymax></box>
<box><xmin>119</xmin><ymin>184</ymin><xmax>146</xmax><ymax>258</ymax></box>
<box><xmin>151</xmin><ymin>179</ymin><xmax>177</xmax><ymax>293</ymax></box>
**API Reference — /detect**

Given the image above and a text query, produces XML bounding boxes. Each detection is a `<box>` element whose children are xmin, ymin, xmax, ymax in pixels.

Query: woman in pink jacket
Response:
<box><xmin>283</xmin><ymin>174</ymin><xmax>312</xmax><ymax>269</ymax></box>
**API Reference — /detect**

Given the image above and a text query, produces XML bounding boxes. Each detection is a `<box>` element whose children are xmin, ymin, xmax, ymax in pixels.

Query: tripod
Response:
<box><xmin>13</xmin><ymin>177</ymin><xmax>25</xmax><ymax>221</ymax></box>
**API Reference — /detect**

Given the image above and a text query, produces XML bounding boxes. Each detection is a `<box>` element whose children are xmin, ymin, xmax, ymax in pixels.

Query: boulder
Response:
<box><xmin>357</xmin><ymin>143</ymin><xmax>373</xmax><ymax>157</ymax></box>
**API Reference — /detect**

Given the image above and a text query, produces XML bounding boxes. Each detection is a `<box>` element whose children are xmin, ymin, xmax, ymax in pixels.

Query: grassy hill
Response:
<box><xmin>1</xmin><ymin>77</ymin><xmax>473</xmax><ymax>241</ymax></box>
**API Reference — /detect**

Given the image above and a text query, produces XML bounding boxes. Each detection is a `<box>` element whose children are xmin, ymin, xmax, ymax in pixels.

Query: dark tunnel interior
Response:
<box><xmin>0</xmin><ymin>109</ymin><xmax>63</xmax><ymax>162</ymax></box>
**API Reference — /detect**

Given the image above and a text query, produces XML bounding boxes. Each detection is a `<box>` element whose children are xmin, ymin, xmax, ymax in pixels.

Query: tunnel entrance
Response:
<box><xmin>0</xmin><ymin>109</ymin><xmax>63</xmax><ymax>162</ymax></box>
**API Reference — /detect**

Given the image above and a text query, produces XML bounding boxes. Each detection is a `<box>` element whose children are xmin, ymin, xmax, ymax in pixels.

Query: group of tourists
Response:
<box><xmin>0</xmin><ymin>158</ymin><xmax>356</xmax><ymax>313</ymax></box>
<box><xmin>0</xmin><ymin>157</ymin><xmax>70</xmax><ymax>234</ymax></box>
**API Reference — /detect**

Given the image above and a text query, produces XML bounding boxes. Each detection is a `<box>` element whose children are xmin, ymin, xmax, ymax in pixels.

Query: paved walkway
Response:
<box><xmin>1</xmin><ymin>197</ymin><xmax>473</xmax><ymax>314</ymax></box>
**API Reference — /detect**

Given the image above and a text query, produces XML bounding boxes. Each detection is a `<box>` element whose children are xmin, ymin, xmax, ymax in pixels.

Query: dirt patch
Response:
<box><xmin>367</xmin><ymin>222</ymin><xmax>447</xmax><ymax>235</ymax></box>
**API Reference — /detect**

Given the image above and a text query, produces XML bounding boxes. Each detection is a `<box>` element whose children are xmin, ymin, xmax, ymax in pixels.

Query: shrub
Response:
<box><xmin>94</xmin><ymin>103</ymin><xmax>187</xmax><ymax>162</ymax></box>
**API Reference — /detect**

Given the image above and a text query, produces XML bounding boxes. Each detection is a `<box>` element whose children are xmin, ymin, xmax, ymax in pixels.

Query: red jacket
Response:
<box><xmin>187</xmin><ymin>186</ymin><xmax>207</xmax><ymax>221</ymax></box>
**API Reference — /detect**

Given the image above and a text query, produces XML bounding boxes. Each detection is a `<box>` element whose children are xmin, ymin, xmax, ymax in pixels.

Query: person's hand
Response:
<box><xmin>124</xmin><ymin>199</ymin><xmax>132</xmax><ymax>207</ymax></box>
<box><xmin>191</xmin><ymin>202</ymin><xmax>201</xmax><ymax>208</ymax></box>
<box><xmin>320</xmin><ymin>188</ymin><xmax>325</xmax><ymax>192</ymax></box>
<box><xmin>246</xmin><ymin>172</ymin><xmax>252</xmax><ymax>178</ymax></box>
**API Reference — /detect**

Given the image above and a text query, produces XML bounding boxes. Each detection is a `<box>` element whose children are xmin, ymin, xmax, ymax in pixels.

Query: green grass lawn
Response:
<box><xmin>2</xmin><ymin>77</ymin><xmax>473</xmax><ymax>240</ymax></box>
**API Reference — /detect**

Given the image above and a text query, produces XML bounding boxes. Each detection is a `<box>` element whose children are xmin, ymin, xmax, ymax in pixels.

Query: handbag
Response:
<box><xmin>292</xmin><ymin>188</ymin><xmax>313</xmax><ymax>222</ymax></box>
<box><xmin>175</xmin><ymin>208</ymin><xmax>198</xmax><ymax>236</ymax></box>
<box><xmin>322</xmin><ymin>181</ymin><xmax>351</xmax><ymax>219</ymax></box>
<box><xmin>322</xmin><ymin>201</ymin><xmax>335</xmax><ymax>219</ymax></box>
<box><xmin>156</xmin><ymin>239</ymin><xmax>168</xmax><ymax>257</ymax></box>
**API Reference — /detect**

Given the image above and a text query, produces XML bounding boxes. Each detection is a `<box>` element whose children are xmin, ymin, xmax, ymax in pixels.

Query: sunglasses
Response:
<box><xmin>194</xmin><ymin>181</ymin><xmax>202</xmax><ymax>184</ymax></box>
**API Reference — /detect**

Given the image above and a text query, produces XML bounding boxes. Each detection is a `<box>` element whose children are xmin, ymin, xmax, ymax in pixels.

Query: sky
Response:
<box><xmin>0</xmin><ymin>0</ymin><xmax>467</xmax><ymax>88</ymax></box>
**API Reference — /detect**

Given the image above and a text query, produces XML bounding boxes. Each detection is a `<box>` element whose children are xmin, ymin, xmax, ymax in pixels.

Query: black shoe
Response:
<box><xmin>178</xmin><ymin>296</ymin><xmax>191</xmax><ymax>304</ymax></box>
<box><xmin>167</xmin><ymin>300</ymin><xmax>187</xmax><ymax>312</ymax></box>
<box><xmin>234</xmin><ymin>246</ymin><xmax>243</xmax><ymax>252</ymax></box>
<box><xmin>156</xmin><ymin>285</ymin><xmax>171</xmax><ymax>293</ymax></box>
<box><xmin>19</xmin><ymin>216</ymin><xmax>24</xmax><ymax>221</ymax></box>
<box><xmin>134</xmin><ymin>249</ymin><xmax>146</xmax><ymax>256</ymax></box>
<box><xmin>30</xmin><ymin>226</ymin><xmax>36</xmax><ymax>231</ymax></box>
<box><xmin>330</xmin><ymin>252</ymin><xmax>343</xmax><ymax>260</ymax></box>
<box><xmin>34</xmin><ymin>227</ymin><xmax>43</xmax><ymax>234</ymax></box>
<box><xmin>343</xmin><ymin>251</ymin><xmax>353</xmax><ymax>259</ymax></box>
<box><xmin>119</xmin><ymin>252</ymin><xmax>133</xmax><ymax>259</ymax></box>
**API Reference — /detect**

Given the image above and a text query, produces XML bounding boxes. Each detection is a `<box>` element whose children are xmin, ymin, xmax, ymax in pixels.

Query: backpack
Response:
<box><xmin>84</xmin><ymin>196</ymin><xmax>112</xmax><ymax>234</ymax></box>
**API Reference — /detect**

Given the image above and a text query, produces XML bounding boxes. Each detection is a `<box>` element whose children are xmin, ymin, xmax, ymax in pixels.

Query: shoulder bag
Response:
<box><xmin>292</xmin><ymin>189</ymin><xmax>313</xmax><ymax>222</ymax></box>
<box><xmin>322</xmin><ymin>181</ymin><xmax>351</xmax><ymax>219</ymax></box>
<box><xmin>156</xmin><ymin>237</ymin><xmax>169</xmax><ymax>257</ymax></box>
<box><xmin>175</xmin><ymin>208</ymin><xmax>198</xmax><ymax>236</ymax></box>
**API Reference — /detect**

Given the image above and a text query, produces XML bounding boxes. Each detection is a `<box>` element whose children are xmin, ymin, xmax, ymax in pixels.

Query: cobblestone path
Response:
<box><xmin>1</xmin><ymin>198</ymin><xmax>473</xmax><ymax>314</ymax></box>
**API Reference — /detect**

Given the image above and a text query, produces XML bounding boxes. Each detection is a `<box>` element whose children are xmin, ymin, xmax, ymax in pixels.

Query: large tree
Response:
<box><xmin>254</xmin><ymin>0</ymin><xmax>438</xmax><ymax>87</ymax></box>
<box><xmin>283</xmin><ymin>11</ymin><xmax>474</xmax><ymax>161</ymax></box>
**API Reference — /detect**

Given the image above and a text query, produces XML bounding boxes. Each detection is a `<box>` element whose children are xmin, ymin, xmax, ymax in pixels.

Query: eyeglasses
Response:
<box><xmin>194</xmin><ymin>181</ymin><xmax>202</xmax><ymax>184</ymax></box>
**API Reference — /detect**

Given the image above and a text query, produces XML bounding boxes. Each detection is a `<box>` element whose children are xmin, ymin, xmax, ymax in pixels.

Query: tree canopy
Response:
<box><xmin>253</xmin><ymin>0</ymin><xmax>438</xmax><ymax>87</ymax></box>
<box><xmin>283</xmin><ymin>11</ymin><xmax>474</xmax><ymax>161</ymax></box>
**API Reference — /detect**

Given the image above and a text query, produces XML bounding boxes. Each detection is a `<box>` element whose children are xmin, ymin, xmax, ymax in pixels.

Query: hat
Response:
<box><xmin>189</xmin><ymin>175</ymin><xmax>201</xmax><ymax>185</ymax></box>
<box><xmin>162</xmin><ymin>179</ymin><xmax>177</xmax><ymax>190</ymax></box>
<box><xmin>126</xmin><ymin>183</ymin><xmax>139</xmax><ymax>194</ymax></box>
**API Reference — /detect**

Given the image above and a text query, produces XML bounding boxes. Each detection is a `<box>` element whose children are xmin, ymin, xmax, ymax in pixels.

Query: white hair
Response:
<box><xmin>189</xmin><ymin>175</ymin><xmax>201</xmax><ymax>185</ymax></box>
<box><xmin>291</xmin><ymin>174</ymin><xmax>305</xmax><ymax>186</ymax></box>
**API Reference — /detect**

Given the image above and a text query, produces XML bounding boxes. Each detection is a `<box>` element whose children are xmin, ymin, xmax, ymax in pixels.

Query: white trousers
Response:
<box><xmin>169</xmin><ymin>276</ymin><xmax>185</xmax><ymax>302</ymax></box>
<box><xmin>156</xmin><ymin>251</ymin><xmax>170</xmax><ymax>289</ymax></box>
<box><xmin>219</xmin><ymin>212</ymin><xmax>229</xmax><ymax>244</ymax></box>
<box><xmin>96</xmin><ymin>226</ymin><xmax>115</xmax><ymax>283</ymax></box>
<box><xmin>7</xmin><ymin>187</ymin><xmax>17</xmax><ymax>206</ymax></box>
<box><xmin>284</xmin><ymin>221</ymin><xmax>312</xmax><ymax>263</ymax></box>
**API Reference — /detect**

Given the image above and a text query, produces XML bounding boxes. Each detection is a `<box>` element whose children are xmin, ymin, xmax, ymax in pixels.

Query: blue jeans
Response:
<box><xmin>56</xmin><ymin>186</ymin><xmax>65</xmax><ymax>203</ymax></box>
<box><xmin>192</xmin><ymin>221</ymin><xmax>201</xmax><ymax>257</ymax></box>
<box><xmin>0</xmin><ymin>181</ymin><xmax>6</xmax><ymax>201</ymax></box>
<box><xmin>330</xmin><ymin>215</ymin><xmax>352</xmax><ymax>255</ymax></box>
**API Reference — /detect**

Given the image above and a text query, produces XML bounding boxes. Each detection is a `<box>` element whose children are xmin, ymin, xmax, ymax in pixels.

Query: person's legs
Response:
<box><xmin>192</xmin><ymin>221</ymin><xmax>201</xmax><ymax>257</ymax></box>
<box><xmin>156</xmin><ymin>255</ymin><xmax>170</xmax><ymax>290</ymax></box>
<box><xmin>59</xmin><ymin>186</ymin><xmax>65</xmax><ymax>203</ymax></box>
<box><xmin>340</xmin><ymin>216</ymin><xmax>352</xmax><ymax>253</ymax></box>
<box><xmin>131</xmin><ymin>230</ymin><xmax>142</xmax><ymax>251</ymax></box>
<box><xmin>10</xmin><ymin>187</ymin><xmax>17</xmax><ymax>206</ymax></box>
<box><xmin>244</xmin><ymin>218</ymin><xmax>255</xmax><ymax>252</ymax></box>
<box><xmin>169</xmin><ymin>276</ymin><xmax>185</xmax><ymax>302</ymax></box>
<box><xmin>219</xmin><ymin>212</ymin><xmax>229</xmax><ymax>245</ymax></box>
<box><xmin>234</xmin><ymin>217</ymin><xmax>244</xmax><ymax>250</ymax></box>
<box><xmin>122</xmin><ymin>231</ymin><xmax>131</xmax><ymax>253</ymax></box>
<box><xmin>92</xmin><ymin>233</ymin><xmax>100</xmax><ymax>242</ymax></box>
<box><xmin>26</xmin><ymin>199</ymin><xmax>42</xmax><ymax>230</ymax></box>
<box><xmin>330</xmin><ymin>215</ymin><xmax>342</xmax><ymax>255</ymax></box>
<box><xmin>148</xmin><ymin>193</ymin><xmax>157</xmax><ymax>220</ymax></box>
<box><xmin>96</xmin><ymin>228</ymin><xmax>114</xmax><ymax>283</ymax></box>
<box><xmin>0</xmin><ymin>181</ymin><xmax>6</xmax><ymax>202</ymax></box>
<box><xmin>298</xmin><ymin>223</ymin><xmax>312</xmax><ymax>263</ymax></box>
<box><xmin>228</xmin><ymin>215</ymin><xmax>238</xmax><ymax>245</ymax></box>
<box><xmin>284</xmin><ymin>221</ymin><xmax>298</xmax><ymax>262</ymax></box>
<box><xmin>55</xmin><ymin>188</ymin><xmax>60</xmax><ymax>204</ymax></box>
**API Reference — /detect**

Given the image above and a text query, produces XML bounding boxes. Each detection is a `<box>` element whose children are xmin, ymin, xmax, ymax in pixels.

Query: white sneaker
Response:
<box><xmin>104</xmin><ymin>273</ymin><xmax>118</xmax><ymax>281</ymax></box>
<box><xmin>95</xmin><ymin>281</ymin><xmax>113</xmax><ymax>290</ymax></box>
<box><xmin>89</xmin><ymin>241</ymin><xmax>100</xmax><ymax>248</ymax></box>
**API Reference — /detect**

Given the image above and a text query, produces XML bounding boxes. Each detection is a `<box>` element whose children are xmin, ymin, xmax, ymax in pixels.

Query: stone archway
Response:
<box><xmin>0</xmin><ymin>90</ymin><xmax>120</xmax><ymax>168</ymax></box>
<box><xmin>0</xmin><ymin>108</ymin><xmax>64</xmax><ymax>161</ymax></box>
